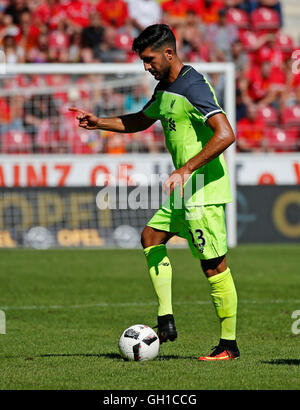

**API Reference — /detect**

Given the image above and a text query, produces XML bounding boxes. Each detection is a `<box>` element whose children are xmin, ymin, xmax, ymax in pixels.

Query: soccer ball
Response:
<box><xmin>118</xmin><ymin>324</ymin><xmax>160</xmax><ymax>361</ymax></box>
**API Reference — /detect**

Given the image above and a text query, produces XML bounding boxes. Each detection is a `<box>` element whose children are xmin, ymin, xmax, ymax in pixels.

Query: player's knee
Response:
<box><xmin>141</xmin><ymin>226</ymin><xmax>167</xmax><ymax>249</ymax></box>
<box><xmin>201</xmin><ymin>255</ymin><xmax>227</xmax><ymax>277</ymax></box>
<box><xmin>141</xmin><ymin>226</ymin><xmax>152</xmax><ymax>248</ymax></box>
<box><xmin>141</xmin><ymin>226</ymin><xmax>154</xmax><ymax>248</ymax></box>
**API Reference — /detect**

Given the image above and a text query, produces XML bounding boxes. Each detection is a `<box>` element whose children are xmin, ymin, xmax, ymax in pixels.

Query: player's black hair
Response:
<box><xmin>132</xmin><ymin>24</ymin><xmax>177</xmax><ymax>54</ymax></box>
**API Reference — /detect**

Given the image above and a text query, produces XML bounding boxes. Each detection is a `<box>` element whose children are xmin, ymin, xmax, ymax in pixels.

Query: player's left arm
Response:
<box><xmin>164</xmin><ymin>113</ymin><xmax>235</xmax><ymax>196</ymax></box>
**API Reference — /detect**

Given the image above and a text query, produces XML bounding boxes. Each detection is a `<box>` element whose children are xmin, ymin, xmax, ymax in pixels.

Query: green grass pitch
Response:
<box><xmin>0</xmin><ymin>245</ymin><xmax>299</xmax><ymax>390</ymax></box>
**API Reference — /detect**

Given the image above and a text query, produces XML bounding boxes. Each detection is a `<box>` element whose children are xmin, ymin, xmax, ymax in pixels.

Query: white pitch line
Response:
<box><xmin>0</xmin><ymin>299</ymin><xmax>300</xmax><ymax>311</ymax></box>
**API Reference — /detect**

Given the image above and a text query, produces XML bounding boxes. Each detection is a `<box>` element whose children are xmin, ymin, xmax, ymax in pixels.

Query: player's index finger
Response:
<box><xmin>68</xmin><ymin>107</ymin><xmax>85</xmax><ymax>114</ymax></box>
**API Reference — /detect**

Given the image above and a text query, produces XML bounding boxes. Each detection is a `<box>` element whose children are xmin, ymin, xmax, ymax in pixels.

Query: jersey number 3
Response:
<box><xmin>189</xmin><ymin>228</ymin><xmax>206</xmax><ymax>250</ymax></box>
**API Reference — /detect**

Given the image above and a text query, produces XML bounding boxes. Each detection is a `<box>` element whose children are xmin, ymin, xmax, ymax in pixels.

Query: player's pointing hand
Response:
<box><xmin>68</xmin><ymin>107</ymin><xmax>100</xmax><ymax>130</ymax></box>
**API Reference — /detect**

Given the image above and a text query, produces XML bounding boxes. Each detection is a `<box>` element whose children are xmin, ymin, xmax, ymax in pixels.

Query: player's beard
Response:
<box><xmin>156</xmin><ymin>60</ymin><xmax>171</xmax><ymax>82</ymax></box>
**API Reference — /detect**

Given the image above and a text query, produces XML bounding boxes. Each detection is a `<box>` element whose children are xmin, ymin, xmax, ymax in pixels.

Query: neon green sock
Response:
<box><xmin>144</xmin><ymin>244</ymin><xmax>173</xmax><ymax>317</ymax></box>
<box><xmin>207</xmin><ymin>267</ymin><xmax>237</xmax><ymax>341</ymax></box>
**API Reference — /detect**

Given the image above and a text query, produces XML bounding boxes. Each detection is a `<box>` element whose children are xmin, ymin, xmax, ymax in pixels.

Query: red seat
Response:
<box><xmin>35</xmin><ymin>119</ymin><xmax>62</xmax><ymax>153</ymax></box>
<box><xmin>251</xmin><ymin>7</ymin><xmax>280</xmax><ymax>32</ymax></box>
<box><xmin>71</xmin><ymin>130</ymin><xmax>98</xmax><ymax>154</ymax></box>
<box><xmin>115</xmin><ymin>33</ymin><xmax>133</xmax><ymax>51</ymax></box>
<box><xmin>226</xmin><ymin>8</ymin><xmax>249</xmax><ymax>30</ymax></box>
<box><xmin>266</xmin><ymin>127</ymin><xmax>299</xmax><ymax>151</ymax></box>
<box><xmin>281</xmin><ymin>105</ymin><xmax>300</xmax><ymax>127</ymax></box>
<box><xmin>257</xmin><ymin>105</ymin><xmax>279</xmax><ymax>126</ymax></box>
<box><xmin>239</xmin><ymin>30</ymin><xmax>258</xmax><ymax>52</ymax></box>
<box><xmin>2</xmin><ymin>130</ymin><xmax>32</xmax><ymax>153</ymax></box>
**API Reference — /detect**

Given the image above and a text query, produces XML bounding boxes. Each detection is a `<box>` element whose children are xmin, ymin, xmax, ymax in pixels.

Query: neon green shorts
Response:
<box><xmin>147</xmin><ymin>203</ymin><xmax>228</xmax><ymax>260</ymax></box>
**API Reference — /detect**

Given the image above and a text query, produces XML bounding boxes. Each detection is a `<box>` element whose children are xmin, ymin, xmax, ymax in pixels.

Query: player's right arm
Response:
<box><xmin>68</xmin><ymin>107</ymin><xmax>156</xmax><ymax>133</ymax></box>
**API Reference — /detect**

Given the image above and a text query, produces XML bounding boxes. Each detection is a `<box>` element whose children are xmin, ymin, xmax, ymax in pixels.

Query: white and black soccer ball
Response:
<box><xmin>118</xmin><ymin>324</ymin><xmax>160</xmax><ymax>361</ymax></box>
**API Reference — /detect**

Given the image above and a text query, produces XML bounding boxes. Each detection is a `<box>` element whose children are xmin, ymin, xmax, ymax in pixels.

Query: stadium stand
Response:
<box><xmin>265</xmin><ymin>126</ymin><xmax>299</xmax><ymax>151</ymax></box>
<box><xmin>281</xmin><ymin>105</ymin><xmax>300</xmax><ymax>127</ymax></box>
<box><xmin>257</xmin><ymin>104</ymin><xmax>279</xmax><ymax>126</ymax></box>
<box><xmin>251</xmin><ymin>7</ymin><xmax>281</xmax><ymax>33</ymax></box>
<box><xmin>1</xmin><ymin>129</ymin><xmax>31</xmax><ymax>153</ymax></box>
<box><xmin>0</xmin><ymin>0</ymin><xmax>298</xmax><ymax>154</ymax></box>
<box><xmin>226</xmin><ymin>7</ymin><xmax>249</xmax><ymax>31</ymax></box>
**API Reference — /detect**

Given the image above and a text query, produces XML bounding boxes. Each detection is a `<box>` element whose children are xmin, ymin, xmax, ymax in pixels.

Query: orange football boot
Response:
<box><xmin>198</xmin><ymin>342</ymin><xmax>240</xmax><ymax>361</ymax></box>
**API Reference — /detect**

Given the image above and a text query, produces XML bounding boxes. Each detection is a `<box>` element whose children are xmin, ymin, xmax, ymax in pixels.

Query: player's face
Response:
<box><xmin>140</xmin><ymin>46</ymin><xmax>172</xmax><ymax>81</ymax></box>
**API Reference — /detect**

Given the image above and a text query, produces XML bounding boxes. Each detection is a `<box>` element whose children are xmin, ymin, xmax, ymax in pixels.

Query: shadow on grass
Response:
<box><xmin>38</xmin><ymin>353</ymin><xmax>121</xmax><ymax>360</ymax></box>
<box><xmin>261</xmin><ymin>359</ymin><xmax>300</xmax><ymax>366</ymax></box>
<box><xmin>157</xmin><ymin>354</ymin><xmax>198</xmax><ymax>360</ymax></box>
<box><xmin>37</xmin><ymin>353</ymin><xmax>197</xmax><ymax>361</ymax></box>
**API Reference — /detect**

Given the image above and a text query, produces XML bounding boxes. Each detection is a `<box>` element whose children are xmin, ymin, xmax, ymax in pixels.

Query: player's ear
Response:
<box><xmin>164</xmin><ymin>47</ymin><xmax>174</xmax><ymax>61</ymax></box>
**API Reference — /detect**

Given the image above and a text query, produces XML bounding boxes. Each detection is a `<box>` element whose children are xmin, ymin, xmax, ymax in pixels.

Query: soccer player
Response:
<box><xmin>69</xmin><ymin>24</ymin><xmax>239</xmax><ymax>361</ymax></box>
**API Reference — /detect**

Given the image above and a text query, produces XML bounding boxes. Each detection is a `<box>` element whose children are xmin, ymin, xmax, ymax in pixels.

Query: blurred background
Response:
<box><xmin>0</xmin><ymin>0</ymin><xmax>299</xmax><ymax>249</ymax></box>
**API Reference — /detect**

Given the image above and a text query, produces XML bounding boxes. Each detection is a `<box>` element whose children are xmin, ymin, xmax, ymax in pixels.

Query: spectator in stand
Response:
<box><xmin>24</xmin><ymin>94</ymin><xmax>59</xmax><ymax>152</ymax></box>
<box><xmin>95</xmin><ymin>88</ymin><xmax>123</xmax><ymax>118</ymax></box>
<box><xmin>161</xmin><ymin>0</ymin><xmax>189</xmax><ymax>27</ymax></box>
<box><xmin>204</xmin><ymin>8</ymin><xmax>238</xmax><ymax>61</ymax></box>
<box><xmin>180</xmin><ymin>13</ymin><xmax>210</xmax><ymax>62</ymax></box>
<box><xmin>4</xmin><ymin>0</ymin><xmax>29</xmax><ymax>24</ymax></box>
<box><xmin>127</xmin><ymin>0</ymin><xmax>162</xmax><ymax>33</ymax></box>
<box><xmin>80</xmin><ymin>46</ymin><xmax>98</xmax><ymax>63</ymax></box>
<box><xmin>236</xmin><ymin>102</ymin><xmax>265</xmax><ymax>151</ymax></box>
<box><xmin>17</xmin><ymin>10</ymin><xmax>40</xmax><ymax>55</ymax></box>
<box><xmin>33</xmin><ymin>0</ymin><xmax>67</xmax><ymax>30</ymax></box>
<box><xmin>231</xmin><ymin>39</ymin><xmax>250</xmax><ymax>79</ymax></box>
<box><xmin>5</xmin><ymin>95</ymin><xmax>25</xmax><ymax>132</ymax></box>
<box><xmin>81</xmin><ymin>12</ymin><xmax>104</xmax><ymax>50</ymax></box>
<box><xmin>236</xmin><ymin>89</ymin><xmax>248</xmax><ymax>121</ymax></box>
<box><xmin>27</xmin><ymin>32</ymin><xmax>49</xmax><ymax>62</ymax></box>
<box><xmin>48</xmin><ymin>20</ymin><xmax>70</xmax><ymax>59</ymax></box>
<box><xmin>31</xmin><ymin>0</ymin><xmax>51</xmax><ymax>26</ymax></box>
<box><xmin>124</xmin><ymin>85</ymin><xmax>148</xmax><ymax>114</ymax></box>
<box><xmin>0</xmin><ymin>95</ymin><xmax>11</xmax><ymax>136</ymax></box>
<box><xmin>103</xmin><ymin>131</ymin><xmax>127</xmax><ymax>154</ymax></box>
<box><xmin>0</xmin><ymin>12</ymin><xmax>20</xmax><ymax>43</ymax></box>
<box><xmin>2</xmin><ymin>33</ymin><xmax>24</xmax><ymax>62</ymax></box>
<box><xmin>255</xmin><ymin>33</ymin><xmax>284</xmax><ymax>68</ymax></box>
<box><xmin>209</xmin><ymin>72</ymin><xmax>225</xmax><ymax>107</ymax></box>
<box><xmin>162</xmin><ymin>0</ymin><xmax>189</xmax><ymax>16</ymax></box>
<box><xmin>196</xmin><ymin>0</ymin><xmax>224</xmax><ymax>25</ymax></box>
<box><xmin>240</xmin><ymin>60</ymin><xmax>286</xmax><ymax>107</ymax></box>
<box><xmin>69</xmin><ymin>31</ymin><xmax>82</xmax><ymax>62</ymax></box>
<box><xmin>93</xmin><ymin>25</ymin><xmax>126</xmax><ymax>62</ymax></box>
<box><xmin>63</xmin><ymin>0</ymin><xmax>93</xmax><ymax>29</ymax></box>
<box><xmin>96</xmin><ymin>0</ymin><xmax>129</xmax><ymax>29</ymax></box>
<box><xmin>55</xmin><ymin>45</ymin><xmax>71</xmax><ymax>63</ymax></box>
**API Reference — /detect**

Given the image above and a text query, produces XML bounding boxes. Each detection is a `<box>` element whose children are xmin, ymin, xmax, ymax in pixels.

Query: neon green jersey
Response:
<box><xmin>143</xmin><ymin>65</ymin><xmax>232</xmax><ymax>206</ymax></box>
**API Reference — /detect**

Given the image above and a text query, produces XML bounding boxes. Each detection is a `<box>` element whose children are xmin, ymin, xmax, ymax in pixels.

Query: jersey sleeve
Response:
<box><xmin>142</xmin><ymin>95</ymin><xmax>156</xmax><ymax>118</ymax></box>
<box><xmin>142</xmin><ymin>87</ymin><xmax>158</xmax><ymax>118</ymax></box>
<box><xmin>186</xmin><ymin>76</ymin><xmax>225</xmax><ymax>122</ymax></box>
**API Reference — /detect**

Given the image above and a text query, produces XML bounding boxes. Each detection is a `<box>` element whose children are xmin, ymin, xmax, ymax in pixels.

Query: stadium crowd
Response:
<box><xmin>0</xmin><ymin>0</ymin><xmax>299</xmax><ymax>154</ymax></box>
